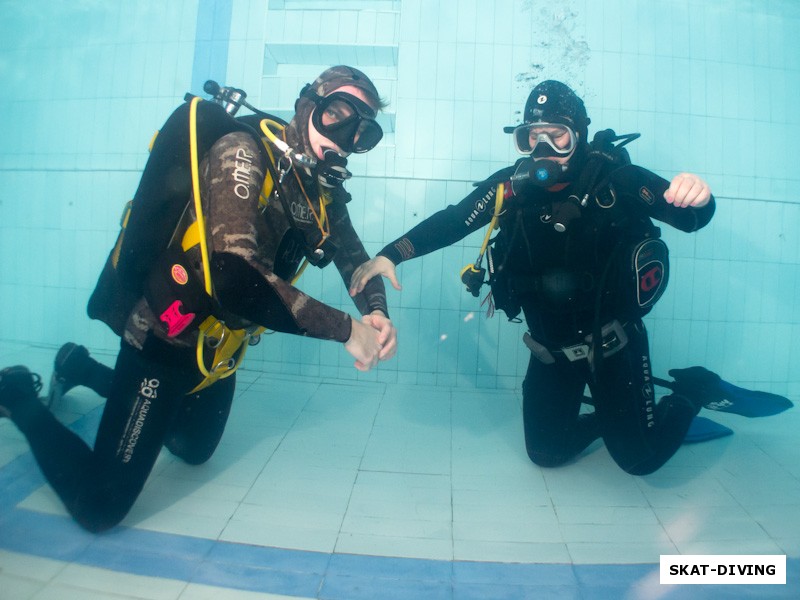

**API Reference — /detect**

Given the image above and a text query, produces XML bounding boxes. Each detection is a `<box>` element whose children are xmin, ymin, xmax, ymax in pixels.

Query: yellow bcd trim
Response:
<box><xmin>189</xmin><ymin>316</ymin><xmax>267</xmax><ymax>394</ymax></box>
<box><xmin>183</xmin><ymin>114</ymin><xmax>312</xmax><ymax>393</ymax></box>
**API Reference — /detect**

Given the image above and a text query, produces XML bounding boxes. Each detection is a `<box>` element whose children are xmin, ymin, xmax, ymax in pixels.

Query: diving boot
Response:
<box><xmin>0</xmin><ymin>365</ymin><xmax>43</xmax><ymax>419</ymax></box>
<box><xmin>47</xmin><ymin>342</ymin><xmax>90</xmax><ymax>408</ymax></box>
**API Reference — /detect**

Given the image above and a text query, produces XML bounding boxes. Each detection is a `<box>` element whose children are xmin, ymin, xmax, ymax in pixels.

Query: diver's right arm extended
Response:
<box><xmin>349</xmin><ymin>168</ymin><xmax>513</xmax><ymax>295</ymax></box>
<box><xmin>377</xmin><ymin>176</ymin><xmax>506</xmax><ymax>265</ymax></box>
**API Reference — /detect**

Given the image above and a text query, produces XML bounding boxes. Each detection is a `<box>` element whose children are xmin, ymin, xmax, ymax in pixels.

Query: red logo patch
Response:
<box><xmin>171</xmin><ymin>264</ymin><xmax>189</xmax><ymax>285</ymax></box>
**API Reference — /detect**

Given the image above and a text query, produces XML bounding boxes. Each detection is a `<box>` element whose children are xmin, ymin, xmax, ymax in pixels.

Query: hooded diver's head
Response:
<box><xmin>289</xmin><ymin>65</ymin><xmax>386</xmax><ymax>161</ymax></box>
<box><xmin>507</xmin><ymin>80</ymin><xmax>591</xmax><ymax>188</ymax></box>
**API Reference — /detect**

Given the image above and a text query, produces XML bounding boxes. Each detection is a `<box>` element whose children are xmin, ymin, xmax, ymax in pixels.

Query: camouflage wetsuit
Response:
<box><xmin>8</xmin><ymin>126</ymin><xmax>387</xmax><ymax>532</ymax></box>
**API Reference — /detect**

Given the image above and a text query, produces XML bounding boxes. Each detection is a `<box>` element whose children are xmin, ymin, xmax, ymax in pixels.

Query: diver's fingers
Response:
<box><xmin>349</xmin><ymin>257</ymin><xmax>401</xmax><ymax>295</ymax></box>
<box><xmin>386</xmin><ymin>268</ymin><xmax>402</xmax><ymax>290</ymax></box>
<box><xmin>378</xmin><ymin>333</ymin><xmax>397</xmax><ymax>360</ymax></box>
<box><xmin>366</xmin><ymin>314</ymin><xmax>397</xmax><ymax>360</ymax></box>
<box><xmin>665</xmin><ymin>173</ymin><xmax>711</xmax><ymax>208</ymax></box>
<box><xmin>349</xmin><ymin>261</ymin><xmax>380</xmax><ymax>295</ymax></box>
<box><xmin>349</xmin><ymin>265</ymin><xmax>371</xmax><ymax>296</ymax></box>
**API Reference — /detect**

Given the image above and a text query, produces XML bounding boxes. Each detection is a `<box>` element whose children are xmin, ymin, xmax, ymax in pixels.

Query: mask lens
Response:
<box><xmin>321</xmin><ymin>98</ymin><xmax>357</xmax><ymax>128</ymax></box>
<box><xmin>313</xmin><ymin>92</ymin><xmax>383</xmax><ymax>153</ymax></box>
<box><xmin>513</xmin><ymin>123</ymin><xmax>575</xmax><ymax>156</ymax></box>
<box><xmin>351</xmin><ymin>119</ymin><xmax>383</xmax><ymax>153</ymax></box>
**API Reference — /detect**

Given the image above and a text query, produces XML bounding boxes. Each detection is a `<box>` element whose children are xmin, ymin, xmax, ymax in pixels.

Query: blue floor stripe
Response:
<box><xmin>1</xmin><ymin>410</ymin><xmax>797</xmax><ymax>598</ymax></box>
<box><xmin>328</xmin><ymin>552</ymin><xmax>452</xmax><ymax>583</ymax></box>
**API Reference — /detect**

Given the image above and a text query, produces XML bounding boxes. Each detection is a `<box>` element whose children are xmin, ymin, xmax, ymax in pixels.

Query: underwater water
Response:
<box><xmin>0</xmin><ymin>0</ymin><xmax>798</xmax><ymax>598</ymax></box>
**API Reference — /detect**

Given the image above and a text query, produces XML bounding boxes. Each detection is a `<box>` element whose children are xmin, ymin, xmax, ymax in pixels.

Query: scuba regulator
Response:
<box><xmin>508</xmin><ymin>129</ymin><xmax>641</xmax><ymax>233</ymax></box>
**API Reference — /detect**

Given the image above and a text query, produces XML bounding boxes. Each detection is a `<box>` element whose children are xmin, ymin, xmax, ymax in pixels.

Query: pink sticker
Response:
<box><xmin>160</xmin><ymin>300</ymin><xmax>195</xmax><ymax>337</ymax></box>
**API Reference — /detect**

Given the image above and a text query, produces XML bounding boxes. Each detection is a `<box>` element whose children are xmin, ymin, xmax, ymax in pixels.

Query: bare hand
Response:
<box><xmin>364</xmin><ymin>311</ymin><xmax>397</xmax><ymax>361</ymax></box>
<box><xmin>664</xmin><ymin>173</ymin><xmax>711</xmax><ymax>208</ymax></box>
<box><xmin>349</xmin><ymin>256</ymin><xmax>401</xmax><ymax>296</ymax></box>
<box><xmin>344</xmin><ymin>318</ymin><xmax>383</xmax><ymax>372</ymax></box>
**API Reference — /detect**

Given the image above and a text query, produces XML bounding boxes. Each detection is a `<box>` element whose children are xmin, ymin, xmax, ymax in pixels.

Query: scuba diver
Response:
<box><xmin>350</xmin><ymin>80</ymin><xmax>718</xmax><ymax>475</ymax></box>
<box><xmin>0</xmin><ymin>65</ymin><xmax>397</xmax><ymax>532</ymax></box>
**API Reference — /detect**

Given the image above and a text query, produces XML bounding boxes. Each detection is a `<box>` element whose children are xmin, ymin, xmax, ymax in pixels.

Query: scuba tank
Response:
<box><xmin>87</xmin><ymin>81</ymin><xmax>350</xmax><ymax>393</ymax></box>
<box><xmin>87</xmin><ymin>82</ymin><xmax>267</xmax><ymax>336</ymax></box>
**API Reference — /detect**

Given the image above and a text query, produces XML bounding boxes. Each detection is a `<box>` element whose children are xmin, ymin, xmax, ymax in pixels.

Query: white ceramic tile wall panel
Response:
<box><xmin>0</xmin><ymin>0</ymin><xmax>798</xmax><ymax>391</ymax></box>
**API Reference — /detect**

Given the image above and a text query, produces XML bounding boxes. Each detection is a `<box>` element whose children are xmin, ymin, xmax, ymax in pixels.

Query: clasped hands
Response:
<box><xmin>344</xmin><ymin>310</ymin><xmax>397</xmax><ymax>372</ymax></box>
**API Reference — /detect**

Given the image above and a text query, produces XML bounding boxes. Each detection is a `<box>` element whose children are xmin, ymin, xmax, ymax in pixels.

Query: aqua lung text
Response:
<box><xmin>464</xmin><ymin>187</ymin><xmax>496</xmax><ymax>226</ymax></box>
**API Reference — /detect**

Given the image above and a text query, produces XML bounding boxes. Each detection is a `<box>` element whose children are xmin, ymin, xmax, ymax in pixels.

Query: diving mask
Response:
<box><xmin>512</xmin><ymin>122</ymin><xmax>577</xmax><ymax>158</ymax></box>
<box><xmin>309</xmin><ymin>91</ymin><xmax>383</xmax><ymax>154</ymax></box>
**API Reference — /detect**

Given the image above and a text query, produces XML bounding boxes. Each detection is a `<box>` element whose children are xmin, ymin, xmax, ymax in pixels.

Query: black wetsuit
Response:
<box><xmin>379</xmin><ymin>158</ymin><xmax>715</xmax><ymax>475</ymax></box>
<box><xmin>9</xmin><ymin>124</ymin><xmax>387</xmax><ymax>531</ymax></box>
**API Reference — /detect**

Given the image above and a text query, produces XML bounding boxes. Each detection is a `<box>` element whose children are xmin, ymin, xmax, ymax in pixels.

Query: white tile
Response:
<box><xmin>567</xmin><ymin>540</ymin><xmax>679</xmax><ymax>565</ymax></box>
<box><xmin>231</xmin><ymin>499</ymin><xmax>345</xmax><ymax>531</ymax></box>
<box><xmin>334</xmin><ymin>531</ymin><xmax>453</xmax><ymax>561</ymax></box>
<box><xmin>220</xmin><ymin>517</ymin><xmax>338</xmax><ymax>554</ymax></box>
<box><xmin>635</xmin><ymin>476</ymin><xmax>740</xmax><ymax>509</ymax></box>
<box><xmin>341</xmin><ymin>514</ymin><xmax>451</xmax><ymax>540</ymax></box>
<box><xmin>0</xmin><ymin>550</ymin><xmax>66</xmax><ymax>581</ymax></box>
<box><xmin>674</xmin><ymin>538</ymin><xmax>787</xmax><ymax>557</ymax></box>
<box><xmin>17</xmin><ymin>487</ymin><xmax>70</xmax><ymax>517</ymax></box>
<box><xmin>560</xmin><ymin>522</ymin><xmax>672</xmax><ymax>545</ymax></box>
<box><xmin>123</xmin><ymin>507</ymin><xmax>231</xmax><ymax>539</ymax></box>
<box><xmin>655</xmin><ymin>506</ymin><xmax>774</xmax><ymax>545</ymax></box>
<box><xmin>554</xmin><ymin>505</ymin><xmax>659</xmax><ymax>526</ymax></box>
<box><xmin>0</xmin><ymin>573</ymin><xmax>45</xmax><ymax>600</ymax></box>
<box><xmin>361</xmin><ymin>426</ymin><xmax>451</xmax><ymax>474</ymax></box>
<box><xmin>451</xmin><ymin>471</ymin><xmax>548</xmax><ymax>496</ymax></box>
<box><xmin>542</xmin><ymin>467</ymin><xmax>650</xmax><ymax>508</ymax></box>
<box><xmin>453</xmin><ymin>540</ymin><xmax>571</xmax><ymax>564</ymax></box>
<box><xmin>453</xmin><ymin>512</ymin><xmax>562</xmax><ymax>545</ymax></box>
<box><xmin>244</xmin><ymin>475</ymin><xmax>356</xmax><ymax>510</ymax></box>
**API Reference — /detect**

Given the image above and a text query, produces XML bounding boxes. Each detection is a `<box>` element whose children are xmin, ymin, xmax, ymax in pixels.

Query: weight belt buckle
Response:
<box><xmin>561</xmin><ymin>343</ymin><xmax>590</xmax><ymax>362</ymax></box>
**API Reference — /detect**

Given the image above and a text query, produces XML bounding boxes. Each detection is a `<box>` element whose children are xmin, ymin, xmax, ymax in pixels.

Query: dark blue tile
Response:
<box><xmin>320</xmin><ymin>572</ymin><xmax>453</xmax><ymax>600</ymax></box>
<box><xmin>77</xmin><ymin>544</ymin><xmax>203</xmax><ymax>582</ymax></box>
<box><xmin>454</xmin><ymin>582</ymin><xmax>580</xmax><ymax>600</ymax></box>
<box><xmin>194</xmin><ymin>558</ymin><xmax>323</xmax><ymax>597</ymax></box>
<box><xmin>207</xmin><ymin>539</ymin><xmax>330</xmax><ymax>574</ymax></box>
<box><xmin>574</xmin><ymin>562</ymin><xmax>657</xmax><ymax>587</ymax></box>
<box><xmin>0</xmin><ymin>454</ymin><xmax>46</xmax><ymax>509</ymax></box>
<box><xmin>83</xmin><ymin>524</ymin><xmax>215</xmax><ymax>562</ymax></box>
<box><xmin>453</xmin><ymin>560</ymin><xmax>577</xmax><ymax>587</ymax></box>
<box><xmin>328</xmin><ymin>552</ymin><xmax>452</xmax><ymax>582</ymax></box>
<box><xmin>0</xmin><ymin>509</ymin><xmax>93</xmax><ymax>561</ymax></box>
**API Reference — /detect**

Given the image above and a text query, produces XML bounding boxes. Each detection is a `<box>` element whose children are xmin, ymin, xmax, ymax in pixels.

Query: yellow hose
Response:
<box><xmin>189</xmin><ymin>97</ymin><xmax>213</xmax><ymax>295</ymax></box>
